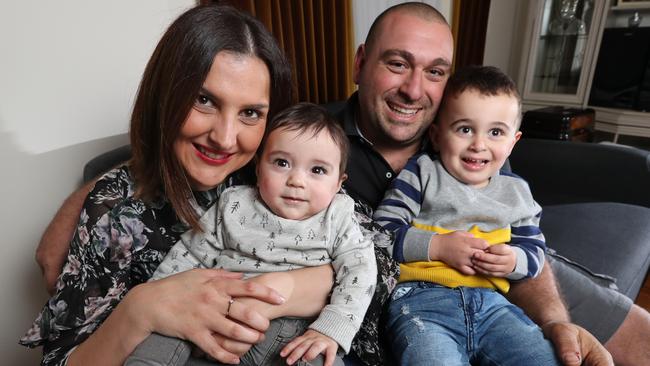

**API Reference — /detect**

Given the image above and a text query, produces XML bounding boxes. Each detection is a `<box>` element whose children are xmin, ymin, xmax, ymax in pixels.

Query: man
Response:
<box><xmin>36</xmin><ymin>2</ymin><xmax>648</xmax><ymax>365</ymax></box>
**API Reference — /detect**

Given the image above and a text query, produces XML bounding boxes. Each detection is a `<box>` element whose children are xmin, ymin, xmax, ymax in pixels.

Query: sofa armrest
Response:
<box><xmin>509</xmin><ymin>138</ymin><xmax>650</xmax><ymax>207</ymax></box>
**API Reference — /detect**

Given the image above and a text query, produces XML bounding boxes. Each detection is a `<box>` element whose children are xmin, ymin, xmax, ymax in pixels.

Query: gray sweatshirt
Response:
<box><xmin>153</xmin><ymin>185</ymin><xmax>377</xmax><ymax>353</ymax></box>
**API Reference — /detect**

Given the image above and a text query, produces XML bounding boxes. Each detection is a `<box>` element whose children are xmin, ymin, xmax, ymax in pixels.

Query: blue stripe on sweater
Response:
<box><xmin>403</xmin><ymin>157</ymin><xmax>422</xmax><ymax>176</ymax></box>
<box><xmin>392</xmin><ymin>228</ymin><xmax>408</xmax><ymax>262</ymax></box>
<box><xmin>374</xmin><ymin>216</ymin><xmax>409</xmax><ymax>228</ymax></box>
<box><xmin>511</xmin><ymin>225</ymin><xmax>542</xmax><ymax>237</ymax></box>
<box><xmin>391</xmin><ymin>179</ymin><xmax>421</xmax><ymax>204</ymax></box>
<box><xmin>509</xmin><ymin>237</ymin><xmax>546</xmax><ymax>249</ymax></box>
<box><xmin>377</xmin><ymin>198</ymin><xmax>411</xmax><ymax>213</ymax></box>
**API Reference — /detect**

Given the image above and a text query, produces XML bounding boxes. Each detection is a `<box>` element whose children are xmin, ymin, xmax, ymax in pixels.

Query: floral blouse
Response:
<box><xmin>20</xmin><ymin>166</ymin><xmax>398</xmax><ymax>366</ymax></box>
<box><xmin>20</xmin><ymin>166</ymin><xmax>222</xmax><ymax>365</ymax></box>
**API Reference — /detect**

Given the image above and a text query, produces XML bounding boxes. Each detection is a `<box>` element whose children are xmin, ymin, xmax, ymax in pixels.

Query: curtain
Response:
<box><xmin>210</xmin><ymin>0</ymin><xmax>355</xmax><ymax>104</ymax></box>
<box><xmin>452</xmin><ymin>0</ymin><xmax>491</xmax><ymax>70</ymax></box>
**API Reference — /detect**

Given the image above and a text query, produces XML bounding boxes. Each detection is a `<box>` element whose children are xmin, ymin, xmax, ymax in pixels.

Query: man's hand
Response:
<box><xmin>542</xmin><ymin>321</ymin><xmax>614</xmax><ymax>366</ymax></box>
<box><xmin>36</xmin><ymin>182</ymin><xmax>93</xmax><ymax>294</ymax></box>
<box><xmin>428</xmin><ymin>231</ymin><xmax>489</xmax><ymax>275</ymax></box>
<box><xmin>280</xmin><ymin>330</ymin><xmax>339</xmax><ymax>366</ymax></box>
<box><xmin>471</xmin><ymin>243</ymin><xmax>516</xmax><ymax>277</ymax></box>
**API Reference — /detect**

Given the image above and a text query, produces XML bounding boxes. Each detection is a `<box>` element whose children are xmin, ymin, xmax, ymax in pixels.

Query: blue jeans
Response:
<box><xmin>385</xmin><ymin>282</ymin><xmax>560</xmax><ymax>366</ymax></box>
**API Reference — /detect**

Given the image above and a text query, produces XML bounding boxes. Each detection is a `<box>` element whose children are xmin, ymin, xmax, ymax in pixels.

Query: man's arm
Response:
<box><xmin>36</xmin><ymin>181</ymin><xmax>94</xmax><ymax>294</ymax></box>
<box><xmin>507</xmin><ymin>261</ymin><xmax>613</xmax><ymax>366</ymax></box>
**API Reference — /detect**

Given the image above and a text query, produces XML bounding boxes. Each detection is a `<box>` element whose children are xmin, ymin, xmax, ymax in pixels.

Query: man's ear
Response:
<box><xmin>353</xmin><ymin>44</ymin><xmax>366</xmax><ymax>85</ymax></box>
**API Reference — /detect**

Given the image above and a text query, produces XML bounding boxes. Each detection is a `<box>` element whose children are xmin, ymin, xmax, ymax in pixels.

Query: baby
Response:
<box><xmin>128</xmin><ymin>103</ymin><xmax>376</xmax><ymax>366</ymax></box>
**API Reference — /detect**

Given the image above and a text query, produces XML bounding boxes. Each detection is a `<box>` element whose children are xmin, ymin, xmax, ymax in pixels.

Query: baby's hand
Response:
<box><xmin>429</xmin><ymin>231</ymin><xmax>489</xmax><ymax>275</ymax></box>
<box><xmin>472</xmin><ymin>244</ymin><xmax>516</xmax><ymax>277</ymax></box>
<box><xmin>280</xmin><ymin>329</ymin><xmax>339</xmax><ymax>366</ymax></box>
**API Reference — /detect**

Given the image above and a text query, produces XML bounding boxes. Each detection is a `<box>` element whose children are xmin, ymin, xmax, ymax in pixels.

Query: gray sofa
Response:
<box><xmin>83</xmin><ymin>138</ymin><xmax>650</xmax><ymax>301</ymax></box>
<box><xmin>509</xmin><ymin>138</ymin><xmax>650</xmax><ymax>299</ymax></box>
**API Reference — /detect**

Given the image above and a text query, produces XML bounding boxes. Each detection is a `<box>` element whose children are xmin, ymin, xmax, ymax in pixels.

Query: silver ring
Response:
<box><xmin>226</xmin><ymin>298</ymin><xmax>235</xmax><ymax>316</ymax></box>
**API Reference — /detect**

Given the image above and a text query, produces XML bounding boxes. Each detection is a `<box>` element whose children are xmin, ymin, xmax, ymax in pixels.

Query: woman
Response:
<box><xmin>21</xmin><ymin>5</ymin><xmax>332</xmax><ymax>365</ymax></box>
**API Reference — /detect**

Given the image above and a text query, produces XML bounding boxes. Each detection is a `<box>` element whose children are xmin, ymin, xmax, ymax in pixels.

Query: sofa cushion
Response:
<box><xmin>541</xmin><ymin>202</ymin><xmax>650</xmax><ymax>300</ymax></box>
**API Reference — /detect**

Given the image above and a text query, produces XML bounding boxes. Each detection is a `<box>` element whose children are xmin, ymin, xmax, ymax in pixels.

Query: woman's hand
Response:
<box><xmin>126</xmin><ymin>268</ymin><xmax>286</xmax><ymax>363</ymax></box>
<box><xmin>237</xmin><ymin>265</ymin><xmax>334</xmax><ymax>320</ymax></box>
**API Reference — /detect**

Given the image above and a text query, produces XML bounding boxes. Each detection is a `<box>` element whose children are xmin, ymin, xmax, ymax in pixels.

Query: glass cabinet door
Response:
<box><xmin>522</xmin><ymin>0</ymin><xmax>608</xmax><ymax>106</ymax></box>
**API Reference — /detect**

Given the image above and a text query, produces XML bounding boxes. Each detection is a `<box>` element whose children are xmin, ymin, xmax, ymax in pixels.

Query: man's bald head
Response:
<box><xmin>364</xmin><ymin>2</ymin><xmax>449</xmax><ymax>54</ymax></box>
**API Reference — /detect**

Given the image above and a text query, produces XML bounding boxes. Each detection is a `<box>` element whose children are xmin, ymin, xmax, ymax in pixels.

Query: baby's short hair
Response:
<box><xmin>439</xmin><ymin>65</ymin><xmax>522</xmax><ymax>128</ymax></box>
<box><xmin>261</xmin><ymin>102</ymin><xmax>349</xmax><ymax>175</ymax></box>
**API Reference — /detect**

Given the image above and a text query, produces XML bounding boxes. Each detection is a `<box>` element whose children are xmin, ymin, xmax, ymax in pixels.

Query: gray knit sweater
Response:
<box><xmin>153</xmin><ymin>185</ymin><xmax>377</xmax><ymax>353</ymax></box>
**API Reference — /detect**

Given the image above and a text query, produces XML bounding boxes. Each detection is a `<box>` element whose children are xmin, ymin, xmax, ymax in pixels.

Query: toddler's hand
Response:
<box><xmin>280</xmin><ymin>329</ymin><xmax>339</xmax><ymax>366</ymax></box>
<box><xmin>429</xmin><ymin>231</ymin><xmax>489</xmax><ymax>275</ymax></box>
<box><xmin>472</xmin><ymin>244</ymin><xmax>516</xmax><ymax>277</ymax></box>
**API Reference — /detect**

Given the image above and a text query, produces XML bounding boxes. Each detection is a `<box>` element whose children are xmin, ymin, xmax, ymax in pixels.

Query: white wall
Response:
<box><xmin>352</xmin><ymin>0</ymin><xmax>452</xmax><ymax>49</ymax></box>
<box><xmin>483</xmin><ymin>0</ymin><xmax>522</xmax><ymax>78</ymax></box>
<box><xmin>0</xmin><ymin>1</ymin><xmax>194</xmax><ymax>363</ymax></box>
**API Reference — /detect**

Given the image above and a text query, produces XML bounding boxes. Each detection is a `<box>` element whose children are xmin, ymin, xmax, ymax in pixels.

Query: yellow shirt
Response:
<box><xmin>399</xmin><ymin>224</ymin><xmax>511</xmax><ymax>293</ymax></box>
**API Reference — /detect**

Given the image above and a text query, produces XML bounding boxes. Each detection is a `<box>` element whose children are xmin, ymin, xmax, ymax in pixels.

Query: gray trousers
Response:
<box><xmin>547</xmin><ymin>251</ymin><xmax>632</xmax><ymax>343</ymax></box>
<box><xmin>125</xmin><ymin>317</ymin><xmax>345</xmax><ymax>366</ymax></box>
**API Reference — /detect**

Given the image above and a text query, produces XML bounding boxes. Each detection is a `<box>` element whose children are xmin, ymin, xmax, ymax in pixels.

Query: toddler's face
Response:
<box><xmin>256</xmin><ymin>127</ymin><xmax>345</xmax><ymax>220</ymax></box>
<box><xmin>431</xmin><ymin>89</ymin><xmax>521</xmax><ymax>188</ymax></box>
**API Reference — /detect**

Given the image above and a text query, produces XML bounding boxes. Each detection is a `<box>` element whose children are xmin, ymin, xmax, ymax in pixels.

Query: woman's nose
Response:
<box><xmin>208</xmin><ymin>115</ymin><xmax>236</xmax><ymax>150</ymax></box>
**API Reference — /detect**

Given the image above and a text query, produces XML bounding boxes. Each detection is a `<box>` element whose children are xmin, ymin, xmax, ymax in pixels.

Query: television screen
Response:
<box><xmin>588</xmin><ymin>27</ymin><xmax>650</xmax><ymax>112</ymax></box>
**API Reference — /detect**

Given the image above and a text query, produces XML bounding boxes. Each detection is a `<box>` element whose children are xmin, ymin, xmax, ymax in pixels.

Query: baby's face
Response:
<box><xmin>431</xmin><ymin>89</ymin><xmax>521</xmax><ymax>188</ymax></box>
<box><xmin>256</xmin><ymin>127</ymin><xmax>344</xmax><ymax>220</ymax></box>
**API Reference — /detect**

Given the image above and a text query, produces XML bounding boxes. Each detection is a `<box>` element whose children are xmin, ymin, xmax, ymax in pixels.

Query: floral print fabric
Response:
<box><xmin>20</xmin><ymin>166</ymin><xmax>221</xmax><ymax>365</ymax></box>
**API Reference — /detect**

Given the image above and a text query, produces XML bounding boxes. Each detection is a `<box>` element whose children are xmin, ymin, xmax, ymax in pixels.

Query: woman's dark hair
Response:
<box><xmin>129</xmin><ymin>4</ymin><xmax>292</xmax><ymax>230</ymax></box>
<box><xmin>259</xmin><ymin>103</ymin><xmax>349</xmax><ymax>176</ymax></box>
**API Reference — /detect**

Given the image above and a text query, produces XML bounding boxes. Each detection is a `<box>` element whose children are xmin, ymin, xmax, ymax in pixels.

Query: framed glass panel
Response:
<box><xmin>531</xmin><ymin>0</ymin><xmax>595</xmax><ymax>94</ymax></box>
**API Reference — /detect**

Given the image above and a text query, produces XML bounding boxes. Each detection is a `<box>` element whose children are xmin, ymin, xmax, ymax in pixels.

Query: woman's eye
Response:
<box><xmin>312</xmin><ymin>166</ymin><xmax>327</xmax><ymax>175</ymax></box>
<box><xmin>197</xmin><ymin>95</ymin><xmax>209</xmax><ymax>104</ymax></box>
<box><xmin>195</xmin><ymin>94</ymin><xmax>213</xmax><ymax>106</ymax></box>
<box><xmin>194</xmin><ymin>94</ymin><xmax>215</xmax><ymax>112</ymax></box>
<box><xmin>274</xmin><ymin>159</ymin><xmax>289</xmax><ymax>168</ymax></box>
<box><xmin>240</xmin><ymin>109</ymin><xmax>264</xmax><ymax>125</ymax></box>
<box><xmin>242</xmin><ymin>109</ymin><xmax>260</xmax><ymax>119</ymax></box>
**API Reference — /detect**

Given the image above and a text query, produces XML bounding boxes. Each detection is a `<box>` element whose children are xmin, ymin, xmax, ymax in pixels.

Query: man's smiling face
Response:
<box><xmin>353</xmin><ymin>11</ymin><xmax>453</xmax><ymax>150</ymax></box>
